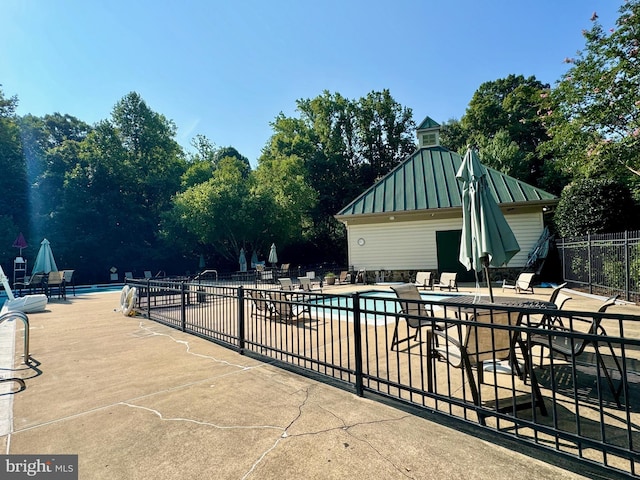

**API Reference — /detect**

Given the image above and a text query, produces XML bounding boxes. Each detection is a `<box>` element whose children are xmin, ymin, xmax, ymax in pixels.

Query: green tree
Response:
<box><xmin>111</xmin><ymin>92</ymin><xmax>186</xmax><ymax>216</ymax></box>
<box><xmin>461</xmin><ymin>74</ymin><xmax>551</xmax><ymax>186</ymax></box>
<box><xmin>182</xmin><ymin>135</ymin><xmax>217</xmax><ymax>189</ymax></box>
<box><xmin>542</xmin><ymin>1</ymin><xmax>640</xmax><ymax>192</ymax></box>
<box><xmin>213</xmin><ymin>146</ymin><xmax>251</xmax><ymax>175</ymax></box>
<box><xmin>0</xmin><ymin>86</ymin><xmax>18</xmax><ymax>116</ymax></box>
<box><xmin>262</xmin><ymin>89</ymin><xmax>415</xmax><ymax>262</ymax></box>
<box><xmin>0</xmin><ymin>88</ymin><xmax>27</xmax><ymax>233</ymax></box>
<box><xmin>253</xmin><ymin>153</ymin><xmax>317</xmax><ymax>246</ymax></box>
<box><xmin>164</xmin><ymin>157</ymin><xmax>261</xmax><ymax>265</ymax></box>
<box><xmin>56</xmin><ymin>121</ymin><xmax>133</xmax><ymax>276</ymax></box>
<box><xmin>354</xmin><ymin>90</ymin><xmax>416</xmax><ymax>185</ymax></box>
<box><xmin>51</xmin><ymin>93</ymin><xmax>187</xmax><ymax>279</ymax></box>
<box><xmin>476</xmin><ymin>129</ymin><xmax>528</xmax><ymax>179</ymax></box>
<box><xmin>18</xmin><ymin>113</ymin><xmax>92</xmax><ymax>239</ymax></box>
<box><xmin>182</xmin><ymin>139</ymin><xmax>251</xmax><ymax>189</ymax></box>
<box><xmin>439</xmin><ymin>118</ymin><xmax>467</xmax><ymax>153</ymax></box>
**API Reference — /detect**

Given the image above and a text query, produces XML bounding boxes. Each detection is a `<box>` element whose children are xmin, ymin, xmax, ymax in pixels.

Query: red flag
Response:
<box><xmin>12</xmin><ymin>232</ymin><xmax>28</xmax><ymax>249</ymax></box>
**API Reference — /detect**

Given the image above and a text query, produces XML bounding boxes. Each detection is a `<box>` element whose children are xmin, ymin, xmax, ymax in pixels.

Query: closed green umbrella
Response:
<box><xmin>32</xmin><ymin>238</ymin><xmax>59</xmax><ymax>274</ymax></box>
<box><xmin>457</xmin><ymin>148</ymin><xmax>520</xmax><ymax>301</ymax></box>
<box><xmin>239</xmin><ymin>248</ymin><xmax>247</xmax><ymax>272</ymax></box>
<box><xmin>268</xmin><ymin>243</ymin><xmax>278</xmax><ymax>267</ymax></box>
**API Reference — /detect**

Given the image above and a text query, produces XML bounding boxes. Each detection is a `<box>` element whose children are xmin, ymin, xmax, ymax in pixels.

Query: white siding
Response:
<box><xmin>505</xmin><ymin>211</ymin><xmax>545</xmax><ymax>266</ymax></box>
<box><xmin>346</xmin><ymin>211</ymin><xmax>544</xmax><ymax>271</ymax></box>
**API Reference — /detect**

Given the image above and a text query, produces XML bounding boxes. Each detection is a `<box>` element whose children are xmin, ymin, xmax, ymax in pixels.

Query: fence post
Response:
<box><xmin>352</xmin><ymin>292</ymin><xmax>364</xmax><ymax>397</ymax></box>
<box><xmin>180</xmin><ymin>282</ymin><xmax>187</xmax><ymax>332</ymax></box>
<box><xmin>625</xmin><ymin>230</ymin><xmax>630</xmax><ymax>302</ymax></box>
<box><xmin>561</xmin><ymin>237</ymin><xmax>566</xmax><ymax>283</ymax></box>
<box><xmin>146</xmin><ymin>279</ymin><xmax>151</xmax><ymax>318</ymax></box>
<box><xmin>238</xmin><ymin>286</ymin><xmax>245</xmax><ymax>354</ymax></box>
<box><xmin>587</xmin><ymin>233</ymin><xmax>593</xmax><ymax>293</ymax></box>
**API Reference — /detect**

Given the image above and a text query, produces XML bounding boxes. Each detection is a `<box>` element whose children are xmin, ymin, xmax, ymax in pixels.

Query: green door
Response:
<box><xmin>435</xmin><ymin>230</ymin><xmax>474</xmax><ymax>282</ymax></box>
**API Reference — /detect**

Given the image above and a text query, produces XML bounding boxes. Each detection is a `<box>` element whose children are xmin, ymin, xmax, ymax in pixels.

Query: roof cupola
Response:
<box><xmin>416</xmin><ymin>116</ymin><xmax>441</xmax><ymax>147</ymax></box>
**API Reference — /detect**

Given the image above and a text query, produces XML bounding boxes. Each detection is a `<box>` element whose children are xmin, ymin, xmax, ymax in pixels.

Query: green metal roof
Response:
<box><xmin>416</xmin><ymin>116</ymin><xmax>440</xmax><ymax>130</ymax></box>
<box><xmin>336</xmin><ymin>146</ymin><xmax>557</xmax><ymax>217</ymax></box>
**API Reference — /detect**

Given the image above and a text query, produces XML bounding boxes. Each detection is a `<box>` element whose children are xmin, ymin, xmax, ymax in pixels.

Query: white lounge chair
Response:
<box><xmin>414</xmin><ymin>271</ymin><xmax>433</xmax><ymax>290</ymax></box>
<box><xmin>434</xmin><ymin>272</ymin><xmax>458</xmax><ymax>291</ymax></box>
<box><xmin>0</xmin><ymin>266</ymin><xmax>47</xmax><ymax>314</ymax></box>
<box><xmin>502</xmin><ymin>272</ymin><xmax>535</xmax><ymax>294</ymax></box>
<box><xmin>298</xmin><ymin>276</ymin><xmax>322</xmax><ymax>293</ymax></box>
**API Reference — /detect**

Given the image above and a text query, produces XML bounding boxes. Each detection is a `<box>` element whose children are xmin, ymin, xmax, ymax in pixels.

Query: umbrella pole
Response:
<box><xmin>483</xmin><ymin>259</ymin><xmax>494</xmax><ymax>302</ymax></box>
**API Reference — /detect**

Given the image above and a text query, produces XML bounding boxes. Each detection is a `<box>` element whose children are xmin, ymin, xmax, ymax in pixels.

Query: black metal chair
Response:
<box><xmin>390</xmin><ymin>284</ymin><xmax>443</xmax><ymax>351</ymax></box>
<box><xmin>435</xmin><ymin>309</ymin><xmax>547</xmax><ymax>425</ymax></box>
<box><xmin>530</xmin><ymin>295</ymin><xmax>624</xmax><ymax>407</ymax></box>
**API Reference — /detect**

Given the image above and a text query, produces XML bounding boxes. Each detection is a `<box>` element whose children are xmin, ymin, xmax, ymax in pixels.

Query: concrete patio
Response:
<box><xmin>0</xmin><ymin>288</ymin><xmax>605</xmax><ymax>479</ymax></box>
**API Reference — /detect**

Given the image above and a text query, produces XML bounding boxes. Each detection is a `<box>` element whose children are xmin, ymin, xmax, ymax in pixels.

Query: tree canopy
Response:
<box><xmin>260</xmin><ymin>89</ymin><xmax>416</xmax><ymax>261</ymax></box>
<box><xmin>542</xmin><ymin>1</ymin><xmax>640</xmax><ymax>188</ymax></box>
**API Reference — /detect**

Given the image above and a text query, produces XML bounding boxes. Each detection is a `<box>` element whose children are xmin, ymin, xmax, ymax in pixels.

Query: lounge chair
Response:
<box><xmin>125</xmin><ymin>272</ymin><xmax>134</xmax><ymax>280</ymax></box>
<box><xmin>434</xmin><ymin>272</ymin><xmax>458</xmax><ymax>291</ymax></box>
<box><xmin>390</xmin><ymin>284</ymin><xmax>443</xmax><ymax>351</ymax></box>
<box><xmin>548</xmin><ymin>282</ymin><xmax>568</xmax><ymax>304</ymax></box>
<box><xmin>15</xmin><ymin>273</ymin><xmax>47</xmax><ymax>295</ymax></box>
<box><xmin>435</xmin><ymin>309</ymin><xmax>547</xmax><ymax>425</ymax></box>
<box><xmin>502</xmin><ymin>272</ymin><xmax>535</xmax><ymax>294</ymax></box>
<box><xmin>1</xmin><ymin>266</ymin><xmax>47</xmax><ymax>314</ymax></box>
<box><xmin>278</xmin><ymin>264</ymin><xmax>291</xmax><ymax>277</ymax></box>
<box><xmin>246</xmin><ymin>290</ymin><xmax>275</xmax><ymax>321</ymax></box>
<box><xmin>256</xmin><ymin>264</ymin><xmax>274</xmax><ymax>281</ymax></box>
<box><xmin>279</xmin><ymin>278</ymin><xmax>295</xmax><ymax>291</ymax></box>
<box><xmin>529</xmin><ymin>295</ymin><xmax>624</xmax><ymax>406</ymax></box>
<box><xmin>268</xmin><ymin>290</ymin><xmax>311</xmax><ymax>322</ymax></box>
<box><xmin>338</xmin><ymin>271</ymin><xmax>351</xmax><ymax>284</ymax></box>
<box><xmin>298</xmin><ymin>276</ymin><xmax>322</xmax><ymax>293</ymax></box>
<box><xmin>62</xmin><ymin>270</ymin><xmax>76</xmax><ymax>296</ymax></box>
<box><xmin>414</xmin><ymin>271</ymin><xmax>434</xmax><ymax>290</ymax></box>
<box><xmin>45</xmin><ymin>271</ymin><xmax>66</xmax><ymax>299</ymax></box>
<box><xmin>144</xmin><ymin>270</ymin><xmax>153</xmax><ymax>279</ymax></box>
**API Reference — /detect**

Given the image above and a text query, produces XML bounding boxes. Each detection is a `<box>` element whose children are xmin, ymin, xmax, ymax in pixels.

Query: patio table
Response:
<box><xmin>434</xmin><ymin>295</ymin><xmax>553</xmax><ymax>418</ymax></box>
<box><xmin>438</xmin><ymin>294</ymin><xmax>557</xmax><ymax>311</ymax></box>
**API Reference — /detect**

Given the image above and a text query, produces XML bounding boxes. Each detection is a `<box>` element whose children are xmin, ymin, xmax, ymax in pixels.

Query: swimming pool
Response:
<box><xmin>308</xmin><ymin>290</ymin><xmax>456</xmax><ymax>324</ymax></box>
<box><xmin>0</xmin><ymin>283</ymin><xmax>124</xmax><ymax>301</ymax></box>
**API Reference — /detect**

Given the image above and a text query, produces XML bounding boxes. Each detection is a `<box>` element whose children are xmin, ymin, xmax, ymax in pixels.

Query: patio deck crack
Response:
<box><xmin>135</xmin><ymin>321</ymin><xmax>252</xmax><ymax>370</ymax></box>
<box><xmin>243</xmin><ymin>385</ymin><xmax>418</xmax><ymax>479</ymax></box>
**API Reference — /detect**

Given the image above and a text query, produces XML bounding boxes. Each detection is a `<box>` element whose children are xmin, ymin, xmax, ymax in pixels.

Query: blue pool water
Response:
<box><xmin>0</xmin><ymin>283</ymin><xmax>124</xmax><ymax>301</ymax></box>
<box><xmin>309</xmin><ymin>290</ymin><xmax>455</xmax><ymax>324</ymax></box>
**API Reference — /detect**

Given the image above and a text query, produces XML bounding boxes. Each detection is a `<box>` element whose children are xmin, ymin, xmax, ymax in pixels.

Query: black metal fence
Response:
<box><xmin>559</xmin><ymin>230</ymin><xmax>640</xmax><ymax>303</ymax></box>
<box><xmin>126</xmin><ymin>278</ymin><xmax>640</xmax><ymax>479</ymax></box>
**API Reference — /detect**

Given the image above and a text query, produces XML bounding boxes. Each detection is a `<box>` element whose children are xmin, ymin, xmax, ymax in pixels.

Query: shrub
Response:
<box><xmin>554</xmin><ymin>178</ymin><xmax>639</xmax><ymax>237</ymax></box>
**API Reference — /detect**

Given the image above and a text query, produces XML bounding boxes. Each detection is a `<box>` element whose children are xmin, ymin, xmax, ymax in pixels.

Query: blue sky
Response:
<box><xmin>1</xmin><ymin>0</ymin><xmax>622</xmax><ymax>165</ymax></box>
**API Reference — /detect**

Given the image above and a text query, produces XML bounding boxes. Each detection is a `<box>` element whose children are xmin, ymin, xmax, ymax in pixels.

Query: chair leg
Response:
<box><xmin>595</xmin><ymin>345</ymin><xmax>623</xmax><ymax>407</ymax></box>
<box><xmin>527</xmin><ymin>364</ymin><xmax>548</xmax><ymax>416</ymax></box>
<box><xmin>539</xmin><ymin>344</ymin><xmax>546</xmax><ymax>368</ymax></box>
<box><xmin>391</xmin><ymin>322</ymin><xmax>400</xmax><ymax>351</ymax></box>
<box><xmin>606</xmin><ymin>343</ymin><xmax>626</xmax><ymax>403</ymax></box>
<box><xmin>462</xmin><ymin>355</ymin><xmax>485</xmax><ymax>426</ymax></box>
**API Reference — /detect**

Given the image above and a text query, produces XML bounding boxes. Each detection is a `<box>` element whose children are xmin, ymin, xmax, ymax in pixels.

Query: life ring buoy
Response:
<box><xmin>120</xmin><ymin>285</ymin><xmax>130</xmax><ymax>311</ymax></box>
<box><xmin>122</xmin><ymin>286</ymin><xmax>138</xmax><ymax>317</ymax></box>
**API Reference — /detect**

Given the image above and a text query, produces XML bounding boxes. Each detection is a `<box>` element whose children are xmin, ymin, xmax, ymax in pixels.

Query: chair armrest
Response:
<box><xmin>433</xmin><ymin>329</ymin><xmax>463</xmax><ymax>350</ymax></box>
